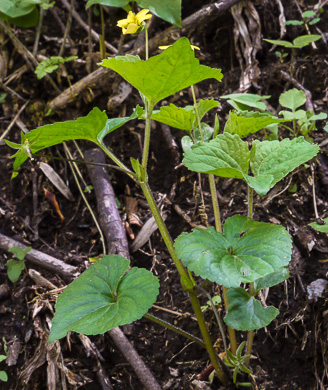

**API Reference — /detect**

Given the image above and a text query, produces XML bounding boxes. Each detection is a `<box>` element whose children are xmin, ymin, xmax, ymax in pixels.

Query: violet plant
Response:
<box><xmin>5</xmin><ymin>17</ymin><xmax>320</xmax><ymax>386</ymax></box>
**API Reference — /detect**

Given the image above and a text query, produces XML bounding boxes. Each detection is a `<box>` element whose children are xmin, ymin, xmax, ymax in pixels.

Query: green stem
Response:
<box><xmin>209</xmin><ymin>174</ymin><xmax>238</xmax><ymax>356</ymax></box>
<box><xmin>245</xmin><ymin>282</ymin><xmax>255</xmax><ymax>365</ymax></box>
<box><xmin>141</xmin><ymin>102</ymin><xmax>153</xmax><ymax>179</ymax></box>
<box><xmin>191</xmin><ymin>84</ymin><xmax>204</xmax><ymax>141</ymax></box>
<box><xmin>222</xmin><ymin>286</ymin><xmax>238</xmax><ymax>355</ymax></box>
<box><xmin>98</xmin><ymin>143</ymin><xmax>136</xmax><ymax>181</ymax></box>
<box><xmin>208</xmin><ymin>174</ymin><xmax>222</xmax><ymax>233</ymax></box>
<box><xmin>248</xmin><ymin>186</ymin><xmax>253</xmax><ymax>219</ymax></box>
<box><xmin>140</xmin><ymin>181</ymin><xmax>228</xmax><ymax>385</ymax></box>
<box><xmin>64</xmin><ymin>143</ymin><xmax>106</xmax><ymax>255</ymax></box>
<box><xmin>246</xmin><ymin>184</ymin><xmax>255</xmax><ymax>365</ymax></box>
<box><xmin>145</xmin><ymin>25</ymin><xmax>149</xmax><ymax>60</ymax></box>
<box><xmin>99</xmin><ymin>5</ymin><xmax>106</xmax><ymax>59</ymax></box>
<box><xmin>144</xmin><ymin>313</ymin><xmax>205</xmax><ymax>348</ymax></box>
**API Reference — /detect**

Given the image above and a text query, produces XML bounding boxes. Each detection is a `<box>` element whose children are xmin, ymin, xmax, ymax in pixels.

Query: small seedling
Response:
<box><xmin>286</xmin><ymin>9</ymin><xmax>323</xmax><ymax>27</ymax></box>
<box><xmin>35</xmin><ymin>56</ymin><xmax>78</xmax><ymax>80</ymax></box>
<box><xmin>5</xmin><ymin>246</ymin><xmax>31</xmax><ymax>283</ymax></box>
<box><xmin>0</xmin><ymin>338</ymin><xmax>8</xmax><ymax>383</ymax></box>
<box><xmin>279</xmin><ymin>88</ymin><xmax>327</xmax><ymax>138</ymax></box>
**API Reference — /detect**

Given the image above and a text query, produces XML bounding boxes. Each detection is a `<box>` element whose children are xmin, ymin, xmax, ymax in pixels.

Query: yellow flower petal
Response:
<box><xmin>124</xmin><ymin>23</ymin><xmax>139</xmax><ymax>35</ymax></box>
<box><xmin>117</xmin><ymin>19</ymin><xmax>129</xmax><ymax>28</ymax></box>
<box><xmin>136</xmin><ymin>8</ymin><xmax>152</xmax><ymax>23</ymax></box>
<box><xmin>127</xmin><ymin>11</ymin><xmax>137</xmax><ymax>22</ymax></box>
<box><xmin>158</xmin><ymin>45</ymin><xmax>172</xmax><ymax>50</ymax></box>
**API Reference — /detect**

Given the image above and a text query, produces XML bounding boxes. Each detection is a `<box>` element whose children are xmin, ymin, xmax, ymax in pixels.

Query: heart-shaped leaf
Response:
<box><xmin>254</xmin><ymin>267</ymin><xmax>289</xmax><ymax>292</ymax></box>
<box><xmin>183</xmin><ymin>132</ymin><xmax>250</xmax><ymax>179</ymax></box>
<box><xmin>100</xmin><ymin>38</ymin><xmax>223</xmax><ymax>106</ymax></box>
<box><xmin>249</xmin><ymin>137</ymin><xmax>319</xmax><ymax>195</ymax></box>
<box><xmin>6</xmin><ymin>107</ymin><xmax>139</xmax><ymax>171</ymax></box>
<box><xmin>174</xmin><ymin>215</ymin><xmax>292</xmax><ymax>288</ymax></box>
<box><xmin>224</xmin><ymin>287</ymin><xmax>279</xmax><ymax>330</ymax></box>
<box><xmin>6</xmin><ymin>259</ymin><xmax>25</xmax><ymax>283</ymax></box>
<box><xmin>152</xmin><ymin>100</ymin><xmax>218</xmax><ymax>132</ymax></box>
<box><xmin>279</xmin><ymin>89</ymin><xmax>306</xmax><ymax>111</ymax></box>
<box><xmin>49</xmin><ymin>255</ymin><xmax>159</xmax><ymax>343</ymax></box>
<box><xmin>138</xmin><ymin>0</ymin><xmax>181</xmax><ymax>27</ymax></box>
<box><xmin>224</xmin><ymin>111</ymin><xmax>287</xmax><ymax>138</ymax></box>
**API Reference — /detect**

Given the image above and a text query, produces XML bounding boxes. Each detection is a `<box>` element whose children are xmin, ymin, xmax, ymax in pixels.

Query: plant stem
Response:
<box><xmin>98</xmin><ymin>143</ymin><xmax>136</xmax><ymax>180</ymax></box>
<box><xmin>208</xmin><ymin>174</ymin><xmax>222</xmax><ymax>233</ymax></box>
<box><xmin>139</xmin><ymin>181</ymin><xmax>228</xmax><ymax>385</ymax></box>
<box><xmin>246</xmin><ymin>184</ymin><xmax>255</xmax><ymax>365</ymax></box>
<box><xmin>222</xmin><ymin>286</ymin><xmax>238</xmax><ymax>355</ymax></box>
<box><xmin>145</xmin><ymin>25</ymin><xmax>149</xmax><ymax>60</ymax></box>
<box><xmin>141</xmin><ymin>102</ymin><xmax>153</xmax><ymax>179</ymax></box>
<box><xmin>191</xmin><ymin>84</ymin><xmax>204</xmax><ymax>141</ymax></box>
<box><xmin>245</xmin><ymin>282</ymin><xmax>255</xmax><ymax>365</ymax></box>
<box><xmin>209</xmin><ymin>172</ymin><xmax>238</xmax><ymax>356</ymax></box>
<box><xmin>59</xmin><ymin>0</ymin><xmax>74</xmax><ymax>57</ymax></box>
<box><xmin>144</xmin><ymin>313</ymin><xmax>205</xmax><ymax>348</ymax></box>
<box><xmin>64</xmin><ymin>143</ymin><xmax>107</xmax><ymax>255</ymax></box>
<box><xmin>99</xmin><ymin>5</ymin><xmax>106</xmax><ymax>59</ymax></box>
<box><xmin>248</xmin><ymin>186</ymin><xmax>253</xmax><ymax>219</ymax></box>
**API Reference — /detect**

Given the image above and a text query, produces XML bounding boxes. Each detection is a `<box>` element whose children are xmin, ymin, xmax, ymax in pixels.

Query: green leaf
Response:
<box><xmin>152</xmin><ymin>100</ymin><xmax>218</xmax><ymax>132</ymax></box>
<box><xmin>221</xmin><ymin>93</ymin><xmax>270</xmax><ymax>111</ymax></box>
<box><xmin>302</xmin><ymin>10</ymin><xmax>315</xmax><ymax>18</ymax></box>
<box><xmin>264</xmin><ymin>35</ymin><xmax>321</xmax><ymax>48</ymax></box>
<box><xmin>248</xmin><ymin>137</ymin><xmax>319</xmax><ymax>195</ymax></box>
<box><xmin>224</xmin><ymin>111</ymin><xmax>286</xmax><ymax>138</ymax></box>
<box><xmin>152</xmin><ymin>104</ymin><xmax>194</xmax><ymax>131</ymax></box>
<box><xmin>224</xmin><ymin>287</ymin><xmax>279</xmax><ymax>330</ymax></box>
<box><xmin>86</xmin><ymin>0</ymin><xmax>129</xmax><ymax>9</ymax></box>
<box><xmin>6</xmin><ymin>107</ymin><xmax>138</xmax><ymax>171</ymax></box>
<box><xmin>8</xmin><ymin>246</ymin><xmax>31</xmax><ymax>260</ymax></box>
<box><xmin>254</xmin><ymin>267</ymin><xmax>289</xmax><ymax>292</ymax></box>
<box><xmin>279</xmin><ymin>89</ymin><xmax>306</xmax><ymax>111</ymax></box>
<box><xmin>6</xmin><ymin>259</ymin><xmax>25</xmax><ymax>283</ymax></box>
<box><xmin>0</xmin><ymin>371</ymin><xmax>8</xmax><ymax>382</ymax></box>
<box><xmin>285</xmin><ymin>20</ymin><xmax>303</xmax><ymax>26</ymax></box>
<box><xmin>0</xmin><ymin>6</ymin><xmax>39</xmax><ymax>27</ymax></box>
<box><xmin>263</xmin><ymin>38</ymin><xmax>295</xmax><ymax>48</ymax></box>
<box><xmin>194</xmin><ymin>123</ymin><xmax>213</xmax><ymax>142</ymax></box>
<box><xmin>174</xmin><ymin>215</ymin><xmax>292</xmax><ymax>288</ymax></box>
<box><xmin>183</xmin><ymin>132</ymin><xmax>250</xmax><ymax>180</ymax></box>
<box><xmin>309</xmin><ymin>18</ymin><xmax>320</xmax><ymax>25</ymax></box>
<box><xmin>138</xmin><ymin>0</ymin><xmax>181</xmax><ymax>27</ymax></box>
<box><xmin>0</xmin><ymin>0</ymin><xmax>35</xmax><ymax>18</ymax></box>
<box><xmin>0</xmin><ymin>356</ymin><xmax>6</xmax><ymax>363</ymax></box>
<box><xmin>49</xmin><ymin>255</ymin><xmax>159</xmax><ymax>343</ymax></box>
<box><xmin>100</xmin><ymin>38</ymin><xmax>223</xmax><ymax>106</ymax></box>
<box><xmin>35</xmin><ymin>56</ymin><xmax>78</xmax><ymax>79</ymax></box>
<box><xmin>181</xmin><ymin>136</ymin><xmax>193</xmax><ymax>153</ymax></box>
<box><xmin>309</xmin><ymin>218</ymin><xmax>328</xmax><ymax>233</ymax></box>
<box><xmin>293</xmin><ymin>34</ymin><xmax>322</xmax><ymax>47</ymax></box>
<box><xmin>213</xmin><ymin>114</ymin><xmax>220</xmax><ymax>138</ymax></box>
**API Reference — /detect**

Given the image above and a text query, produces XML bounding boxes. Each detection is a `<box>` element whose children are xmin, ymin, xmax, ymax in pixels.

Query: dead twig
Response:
<box><xmin>84</xmin><ymin>148</ymin><xmax>130</xmax><ymax>259</ymax></box>
<box><xmin>60</xmin><ymin>0</ymin><xmax>117</xmax><ymax>54</ymax></box>
<box><xmin>108</xmin><ymin>328</ymin><xmax>161</xmax><ymax>390</ymax></box>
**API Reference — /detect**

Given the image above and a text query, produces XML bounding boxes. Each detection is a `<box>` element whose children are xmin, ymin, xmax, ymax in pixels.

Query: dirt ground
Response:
<box><xmin>1</xmin><ymin>0</ymin><xmax>328</xmax><ymax>389</ymax></box>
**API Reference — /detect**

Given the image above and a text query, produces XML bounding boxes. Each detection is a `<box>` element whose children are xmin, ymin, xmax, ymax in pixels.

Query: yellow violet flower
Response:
<box><xmin>117</xmin><ymin>9</ymin><xmax>152</xmax><ymax>35</ymax></box>
<box><xmin>158</xmin><ymin>44</ymin><xmax>200</xmax><ymax>51</ymax></box>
